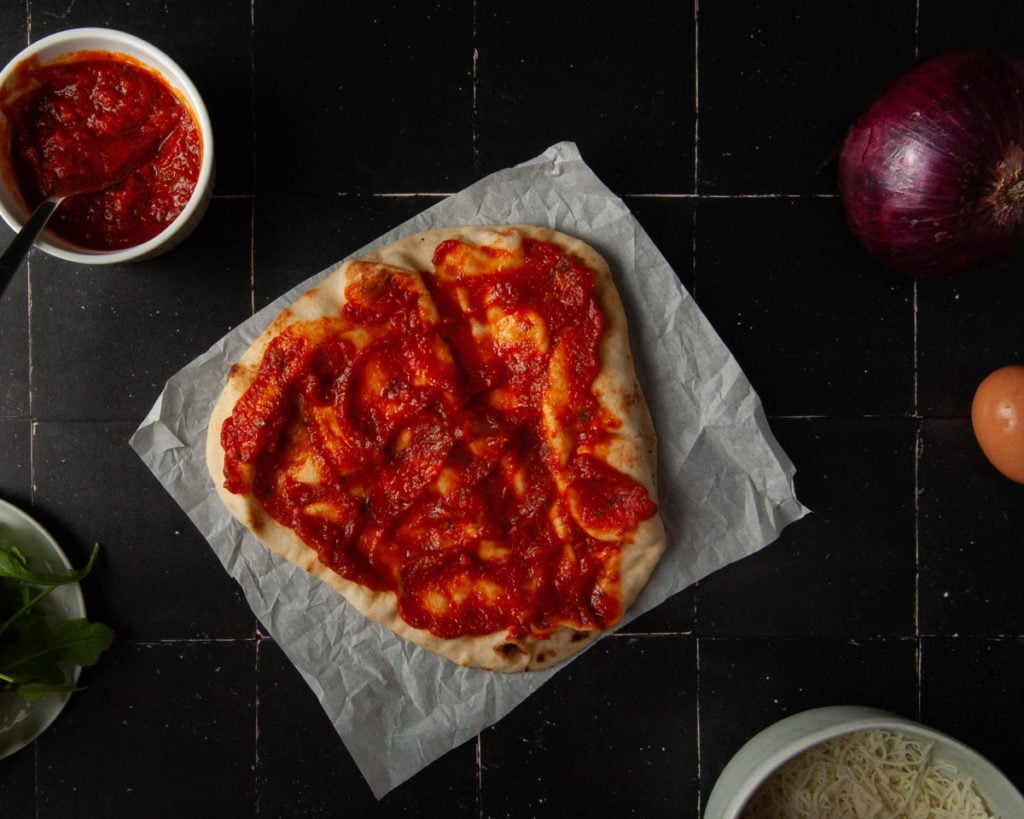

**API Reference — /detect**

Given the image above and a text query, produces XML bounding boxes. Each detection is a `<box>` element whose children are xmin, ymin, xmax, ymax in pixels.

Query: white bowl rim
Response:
<box><xmin>0</xmin><ymin>26</ymin><xmax>214</xmax><ymax>264</ymax></box>
<box><xmin>704</xmin><ymin>704</ymin><xmax>1024</xmax><ymax>818</ymax></box>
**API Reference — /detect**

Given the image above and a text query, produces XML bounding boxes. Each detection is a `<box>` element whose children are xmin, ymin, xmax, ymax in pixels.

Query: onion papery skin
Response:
<box><xmin>839</xmin><ymin>48</ymin><xmax>1024</xmax><ymax>278</ymax></box>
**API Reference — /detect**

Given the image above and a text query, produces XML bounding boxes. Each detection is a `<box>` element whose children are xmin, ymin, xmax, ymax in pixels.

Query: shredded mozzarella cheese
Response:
<box><xmin>741</xmin><ymin>729</ymin><xmax>997</xmax><ymax>819</ymax></box>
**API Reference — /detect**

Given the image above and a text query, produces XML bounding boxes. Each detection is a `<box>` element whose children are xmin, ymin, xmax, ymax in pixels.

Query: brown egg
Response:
<box><xmin>971</xmin><ymin>365</ymin><xmax>1024</xmax><ymax>484</ymax></box>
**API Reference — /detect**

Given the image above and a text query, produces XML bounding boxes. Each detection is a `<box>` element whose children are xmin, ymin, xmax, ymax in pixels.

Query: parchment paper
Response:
<box><xmin>130</xmin><ymin>142</ymin><xmax>809</xmax><ymax>799</ymax></box>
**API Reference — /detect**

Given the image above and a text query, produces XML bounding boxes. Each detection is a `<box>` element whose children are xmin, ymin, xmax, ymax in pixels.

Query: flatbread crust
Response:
<box><xmin>206</xmin><ymin>225</ymin><xmax>666</xmax><ymax>672</ymax></box>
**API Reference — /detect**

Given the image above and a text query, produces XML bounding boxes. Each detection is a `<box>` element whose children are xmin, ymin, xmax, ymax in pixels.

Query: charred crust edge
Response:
<box><xmin>497</xmin><ymin>641</ymin><xmax>524</xmax><ymax>659</ymax></box>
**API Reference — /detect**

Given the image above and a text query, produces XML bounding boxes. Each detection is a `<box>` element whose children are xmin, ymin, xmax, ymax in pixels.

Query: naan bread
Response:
<box><xmin>206</xmin><ymin>225</ymin><xmax>665</xmax><ymax>671</ymax></box>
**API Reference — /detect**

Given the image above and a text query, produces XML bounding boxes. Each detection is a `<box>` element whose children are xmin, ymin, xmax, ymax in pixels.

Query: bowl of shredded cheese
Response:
<box><xmin>704</xmin><ymin>705</ymin><xmax>1024</xmax><ymax>819</ymax></box>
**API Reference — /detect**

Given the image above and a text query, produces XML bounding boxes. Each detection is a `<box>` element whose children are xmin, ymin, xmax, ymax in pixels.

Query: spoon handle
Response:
<box><xmin>0</xmin><ymin>197</ymin><xmax>62</xmax><ymax>298</ymax></box>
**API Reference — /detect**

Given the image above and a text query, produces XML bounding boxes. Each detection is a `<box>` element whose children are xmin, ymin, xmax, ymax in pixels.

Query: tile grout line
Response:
<box><xmin>231</xmin><ymin>191</ymin><xmax>837</xmax><ymax>200</ymax></box>
<box><xmin>373</xmin><ymin>191</ymin><xmax>837</xmax><ymax>200</ymax></box>
<box><xmin>691</xmin><ymin>0</ymin><xmax>701</xmax><ymax>305</ymax></box>
<box><xmin>254</xmin><ymin>632</ymin><xmax>265</xmax><ymax>817</ymax></box>
<box><xmin>913</xmin><ymin>0</ymin><xmax>921</xmax><ymax>61</ymax></box>
<box><xmin>249</xmin><ymin>7</ymin><xmax>260</xmax><ymax>816</ymax></box>
<box><xmin>692</xmin><ymin>0</ymin><xmax>700</xmax><ymax>195</ymax></box>
<box><xmin>249</xmin><ymin>0</ymin><xmax>258</xmax><ymax>318</ymax></box>
<box><xmin>24</xmin><ymin>10</ymin><xmax>34</xmax><ymax>503</ymax></box>
<box><xmin>695</xmin><ymin>636</ymin><xmax>704</xmax><ymax>817</ymax></box>
<box><xmin>917</xmin><ymin>0</ymin><xmax>925</xmax><ymax>724</ymax></box>
<box><xmin>913</xmin><ymin>279</ymin><xmax>922</xmax><ymax>722</ymax></box>
<box><xmin>27</xmin><ymin>280</ymin><xmax>35</xmax><ymax>500</ymax></box>
<box><xmin>25</xmin><ymin>5</ymin><xmax>38</xmax><ymax>818</ymax></box>
<box><xmin>249</xmin><ymin>200</ymin><xmax>257</xmax><ymax>316</ymax></box>
<box><xmin>471</xmin><ymin>0</ymin><xmax>480</xmax><ymax>176</ymax></box>
<box><xmin>692</xmin><ymin>4</ymin><xmax>704</xmax><ymax>817</ymax></box>
<box><xmin>914</xmin><ymin>417</ymin><xmax>923</xmax><ymax>720</ymax></box>
<box><xmin>475</xmin><ymin>734</ymin><xmax>484</xmax><ymax>819</ymax></box>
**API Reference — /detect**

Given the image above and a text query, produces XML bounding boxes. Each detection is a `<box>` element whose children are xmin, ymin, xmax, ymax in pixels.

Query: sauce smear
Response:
<box><xmin>221</xmin><ymin>238</ymin><xmax>658</xmax><ymax>641</ymax></box>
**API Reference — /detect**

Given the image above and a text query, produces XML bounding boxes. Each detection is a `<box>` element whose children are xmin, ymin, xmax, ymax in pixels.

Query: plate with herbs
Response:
<box><xmin>0</xmin><ymin>497</ymin><xmax>112</xmax><ymax>760</ymax></box>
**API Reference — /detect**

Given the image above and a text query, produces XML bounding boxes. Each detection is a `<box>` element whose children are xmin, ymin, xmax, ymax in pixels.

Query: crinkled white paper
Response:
<box><xmin>130</xmin><ymin>142</ymin><xmax>808</xmax><ymax>799</ymax></box>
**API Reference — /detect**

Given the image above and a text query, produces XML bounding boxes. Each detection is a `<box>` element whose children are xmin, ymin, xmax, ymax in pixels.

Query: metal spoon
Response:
<box><xmin>0</xmin><ymin>128</ymin><xmax>182</xmax><ymax>299</ymax></box>
<box><xmin>0</xmin><ymin>195</ymin><xmax>65</xmax><ymax>298</ymax></box>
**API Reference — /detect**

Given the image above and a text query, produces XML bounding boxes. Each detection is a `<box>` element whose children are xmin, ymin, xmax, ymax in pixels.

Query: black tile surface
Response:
<box><xmin>0</xmin><ymin>265</ymin><xmax>28</xmax><ymax>416</ymax></box>
<box><xmin>475</xmin><ymin>1</ymin><xmax>696</xmax><ymax>195</ymax></box>
<box><xmin>699</xmin><ymin>637</ymin><xmax>919</xmax><ymax>801</ymax></box>
<box><xmin>695</xmin><ymin>197</ymin><xmax>915</xmax><ymax>418</ymax></box>
<box><xmin>919</xmin><ymin>0</ymin><xmax>1024</xmax><ymax>57</ymax></box>
<box><xmin>0</xmin><ymin>3</ymin><xmax>1022</xmax><ymax>817</ymax></box>
<box><xmin>697</xmin><ymin>0</ymin><xmax>917</xmax><ymax>195</ymax></box>
<box><xmin>255</xmin><ymin>1</ymin><xmax>476</xmax><ymax>195</ymax></box>
<box><xmin>29</xmin><ymin>199</ymin><xmax>252</xmax><ymax>422</ymax></box>
<box><xmin>256</xmin><ymin>638</ymin><xmax>479</xmax><ymax>814</ymax></box>
<box><xmin>36</xmin><ymin>640</ymin><xmax>256</xmax><ymax>816</ymax></box>
<box><xmin>917</xmin><ymin>265</ymin><xmax>1024</xmax><ymax>417</ymax></box>
<box><xmin>921</xmin><ymin>637</ymin><xmax>1024</xmax><ymax>788</ymax></box>
<box><xmin>31</xmin><ymin>421</ymin><xmax>254</xmax><ymax>641</ymax></box>
<box><xmin>699</xmin><ymin>417</ymin><xmax>917</xmax><ymax>637</ymax></box>
<box><xmin>253</xmin><ymin>193</ymin><xmax>437</xmax><ymax>307</ymax></box>
<box><xmin>919</xmin><ymin>419</ymin><xmax>1024</xmax><ymax>636</ymax></box>
<box><xmin>481</xmin><ymin>634</ymin><xmax>698</xmax><ymax>816</ymax></box>
<box><xmin>0</xmin><ymin>419</ymin><xmax>30</xmax><ymax>506</ymax></box>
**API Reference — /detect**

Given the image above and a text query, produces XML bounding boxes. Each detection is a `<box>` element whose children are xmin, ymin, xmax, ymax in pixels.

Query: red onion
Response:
<box><xmin>838</xmin><ymin>48</ymin><xmax>1024</xmax><ymax>277</ymax></box>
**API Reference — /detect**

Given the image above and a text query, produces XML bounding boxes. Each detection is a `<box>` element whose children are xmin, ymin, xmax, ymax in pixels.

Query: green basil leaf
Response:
<box><xmin>0</xmin><ymin>618</ymin><xmax>67</xmax><ymax>685</ymax></box>
<box><xmin>48</xmin><ymin>619</ymin><xmax>115</xmax><ymax>667</ymax></box>
<box><xmin>0</xmin><ymin>618</ymin><xmax>113</xmax><ymax>680</ymax></box>
<box><xmin>0</xmin><ymin>543</ymin><xmax>100</xmax><ymax>586</ymax></box>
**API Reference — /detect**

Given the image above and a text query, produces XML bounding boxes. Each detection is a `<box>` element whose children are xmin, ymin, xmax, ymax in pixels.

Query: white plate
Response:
<box><xmin>0</xmin><ymin>497</ymin><xmax>86</xmax><ymax>761</ymax></box>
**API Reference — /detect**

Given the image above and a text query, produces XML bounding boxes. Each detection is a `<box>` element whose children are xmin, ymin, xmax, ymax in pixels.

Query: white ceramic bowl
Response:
<box><xmin>0</xmin><ymin>28</ymin><xmax>214</xmax><ymax>264</ymax></box>
<box><xmin>704</xmin><ymin>705</ymin><xmax>1024</xmax><ymax>818</ymax></box>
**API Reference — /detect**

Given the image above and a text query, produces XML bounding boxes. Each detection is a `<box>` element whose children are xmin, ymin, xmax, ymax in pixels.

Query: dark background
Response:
<box><xmin>0</xmin><ymin>1</ymin><xmax>1022</xmax><ymax>816</ymax></box>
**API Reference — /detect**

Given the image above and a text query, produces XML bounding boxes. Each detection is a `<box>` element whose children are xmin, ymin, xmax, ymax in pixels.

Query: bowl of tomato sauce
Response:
<box><xmin>0</xmin><ymin>28</ymin><xmax>213</xmax><ymax>264</ymax></box>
